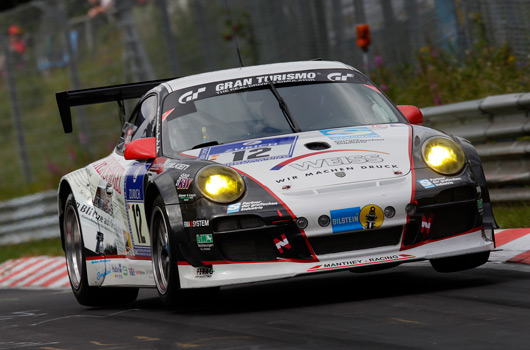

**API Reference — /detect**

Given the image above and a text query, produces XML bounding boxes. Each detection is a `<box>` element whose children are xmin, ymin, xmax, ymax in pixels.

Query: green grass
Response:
<box><xmin>0</xmin><ymin>238</ymin><xmax>64</xmax><ymax>264</ymax></box>
<box><xmin>492</xmin><ymin>202</ymin><xmax>530</xmax><ymax>230</ymax></box>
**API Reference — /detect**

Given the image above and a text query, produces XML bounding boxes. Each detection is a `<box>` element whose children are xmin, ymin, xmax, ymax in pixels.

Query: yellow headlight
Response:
<box><xmin>196</xmin><ymin>166</ymin><xmax>244</xmax><ymax>203</ymax></box>
<box><xmin>422</xmin><ymin>137</ymin><xmax>465</xmax><ymax>175</ymax></box>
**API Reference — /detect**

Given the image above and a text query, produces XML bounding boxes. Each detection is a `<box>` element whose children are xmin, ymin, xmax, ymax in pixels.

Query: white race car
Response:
<box><xmin>57</xmin><ymin>61</ymin><xmax>497</xmax><ymax>306</ymax></box>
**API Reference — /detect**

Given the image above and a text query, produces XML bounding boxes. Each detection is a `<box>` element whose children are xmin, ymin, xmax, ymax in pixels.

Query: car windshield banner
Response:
<box><xmin>162</xmin><ymin>69</ymin><xmax>369</xmax><ymax>117</ymax></box>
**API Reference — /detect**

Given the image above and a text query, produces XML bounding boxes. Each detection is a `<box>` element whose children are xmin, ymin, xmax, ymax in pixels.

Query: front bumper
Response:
<box><xmin>176</xmin><ymin>170</ymin><xmax>493</xmax><ymax>288</ymax></box>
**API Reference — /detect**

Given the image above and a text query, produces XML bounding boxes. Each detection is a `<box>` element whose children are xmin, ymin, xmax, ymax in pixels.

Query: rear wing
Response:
<box><xmin>56</xmin><ymin>78</ymin><xmax>172</xmax><ymax>133</ymax></box>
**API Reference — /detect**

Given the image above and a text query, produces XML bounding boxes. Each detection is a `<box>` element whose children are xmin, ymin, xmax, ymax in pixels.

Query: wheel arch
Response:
<box><xmin>145</xmin><ymin>172</ymin><xmax>204</xmax><ymax>267</ymax></box>
<box><xmin>58</xmin><ymin>179</ymin><xmax>74</xmax><ymax>251</ymax></box>
<box><xmin>456</xmin><ymin>136</ymin><xmax>499</xmax><ymax>231</ymax></box>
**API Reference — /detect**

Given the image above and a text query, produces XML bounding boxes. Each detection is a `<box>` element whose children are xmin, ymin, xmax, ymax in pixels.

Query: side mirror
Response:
<box><xmin>124</xmin><ymin>137</ymin><xmax>157</xmax><ymax>160</ymax></box>
<box><xmin>398</xmin><ymin>105</ymin><xmax>424</xmax><ymax>125</ymax></box>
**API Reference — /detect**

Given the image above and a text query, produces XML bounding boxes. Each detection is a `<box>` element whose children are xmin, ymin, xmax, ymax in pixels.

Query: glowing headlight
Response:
<box><xmin>422</xmin><ymin>137</ymin><xmax>466</xmax><ymax>175</ymax></box>
<box><xmin>196</xmin><ymin>166</ymin><xmax>244</xmax><ymax>203</ymax></box>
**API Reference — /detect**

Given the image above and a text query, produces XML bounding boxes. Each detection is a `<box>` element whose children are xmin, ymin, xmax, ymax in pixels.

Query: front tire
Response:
<box><xmin>63</xmin><ymin>193</ymin><xmax>138</xmax><ymax>306</ymax></box>
<box><xmin>430</xmin><ymin>251</ymin><xmax>490</xmax><ymax>273</ymax></box>
<box><xmin>151</xmin><ymin>196</ymin><xmax>182</xmax><ymax>306</ymax></box>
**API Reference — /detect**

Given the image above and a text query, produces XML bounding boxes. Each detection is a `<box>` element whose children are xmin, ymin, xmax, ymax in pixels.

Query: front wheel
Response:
<box><xmin>151</xmin><ymin>196</ymin><xmax>182</xmax><ymax>306</ymax></box>
<box><xmin>430</xmin><ymin>251</ymin><xmax>490</xmax><ymax>273</ymax></box>
<box><xmin>64</xmin><ymin>193</ymin><xmax>138</xmax><ymax>306</ymax></box>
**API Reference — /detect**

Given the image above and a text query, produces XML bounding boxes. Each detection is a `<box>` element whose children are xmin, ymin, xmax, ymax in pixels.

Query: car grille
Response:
<box><xmin>215</xmin><ymin>230</ymin><xmax>278</xmax><ymax>261</ymax></box>
<box><xmin>308</xmin><ymin>226</ymin><xmax>403</xmax><ymax>255</ymax></box>
<box><xmin>403</xmin><ymin>200</ymin><xmax>479</xmax><ymax>246</ymax></box>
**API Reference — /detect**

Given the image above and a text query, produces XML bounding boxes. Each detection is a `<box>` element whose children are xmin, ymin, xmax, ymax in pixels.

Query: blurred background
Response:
<box><xmin>0</xmin><ymin>0</ymin><xmax>528</xmax><ymax>201</ymax></box>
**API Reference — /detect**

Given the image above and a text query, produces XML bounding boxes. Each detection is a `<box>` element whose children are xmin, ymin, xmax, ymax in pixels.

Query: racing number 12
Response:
<box><xmin>232</xmin><ymin>147</ymin><xmax>271</xmax><ymax>162</ymax></box>
<box><xmin>132</xmin><ymin>204</ymin><xmax>147</xmax><ymax>244</ymax></box>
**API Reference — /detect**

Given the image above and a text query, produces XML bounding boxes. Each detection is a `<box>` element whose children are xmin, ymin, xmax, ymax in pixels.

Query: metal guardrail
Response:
<box><xmin>0</xmin><ymin>93</ymin><xmax>528</xmax><ymax>244</ymax></box>
<box><xmin>421</xmin><ymin>92</ymin><xmax>530</xmax><ymax>202</ymax></box>
<box><xmin>0</xmin><ymin>190</ymin><xmax>58</xmax><ymax>245</ymax></box>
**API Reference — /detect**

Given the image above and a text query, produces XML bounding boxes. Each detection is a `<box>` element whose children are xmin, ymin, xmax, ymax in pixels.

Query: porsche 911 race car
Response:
<box><xmin>57</xmin><ymin>60</ymin><xmax>497</xmax><ymax>306</ymax></box>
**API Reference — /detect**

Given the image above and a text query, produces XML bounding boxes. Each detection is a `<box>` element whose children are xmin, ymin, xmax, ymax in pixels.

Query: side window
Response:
<box><xmin>131</xmin><ymin>95</ymin><xmax>157</xmax><ymax>141</ymax></box>
<box><xmin>116</xmin><ymin>95</ymin><xmax>157</xmax><ymax>154</ymax></box>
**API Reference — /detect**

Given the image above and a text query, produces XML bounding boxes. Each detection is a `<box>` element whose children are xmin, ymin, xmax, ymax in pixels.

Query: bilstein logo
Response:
<box><xmin>178</xmin><ymin>87</ymin><xmax>206</xmax><ymax>104</ymax></box>
<box><xmin>327</xmin><ymin>73</ymin><xmax>354</xmax><ymax>81</ymax></box>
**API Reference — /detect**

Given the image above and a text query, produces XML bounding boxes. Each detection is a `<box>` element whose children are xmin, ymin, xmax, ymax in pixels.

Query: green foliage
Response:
<box><xmin>372</xmin><ymin>42</ymin><xmax>529</xmax><ymax>107</ymax></box>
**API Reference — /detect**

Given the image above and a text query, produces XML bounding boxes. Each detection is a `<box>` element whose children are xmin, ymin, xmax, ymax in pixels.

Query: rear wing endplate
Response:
<box><xmin>56</xmin><ymin>78</ymin><xmax>172</xmax><ymax>133</ymax></box>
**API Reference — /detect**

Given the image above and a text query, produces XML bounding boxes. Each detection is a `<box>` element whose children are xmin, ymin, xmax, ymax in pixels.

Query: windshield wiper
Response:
<box><xmin>268</xmin><ymin>81</ymin><xmax>301</xmax><ymax>133</ymax></box>
<box><xmin>191</xmin><ymin>140</ymin><xmax>219</xmax><ymax>149</ymax></box>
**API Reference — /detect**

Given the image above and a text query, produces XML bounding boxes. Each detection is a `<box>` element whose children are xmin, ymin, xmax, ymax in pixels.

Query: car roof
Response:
<box><xmin>160</xmin><ymin>60</ymin><xmax>359</xmax><ymax>93</ymax></box>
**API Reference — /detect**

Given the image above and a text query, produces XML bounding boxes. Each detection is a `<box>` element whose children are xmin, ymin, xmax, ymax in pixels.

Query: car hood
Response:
<box><xmin>181</xmin><ymin>124</ymin><xmax>412</xmax><ymax>192</ymax></box>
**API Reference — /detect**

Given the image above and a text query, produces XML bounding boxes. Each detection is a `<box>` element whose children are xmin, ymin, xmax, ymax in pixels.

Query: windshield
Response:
<box><xmin>161</xmin><ymin>71</ymin><xmax>403</xmax><ymax>155</ymax></box>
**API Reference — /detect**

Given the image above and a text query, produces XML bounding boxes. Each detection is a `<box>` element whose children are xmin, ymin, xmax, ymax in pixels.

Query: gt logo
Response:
<box><xmin>273</xmin><ymin>234</ymin><xmax>291</xmax><ymax>254</ymax></box>
<box><xmin>178</xmin><ymin>87</ymin><xmax>206</xmax><ymax>104</ymax></box>
<box><xmin>327</xmin><ymin>73</ymin><xmax>354</xmax><ymax>81</ymax></box>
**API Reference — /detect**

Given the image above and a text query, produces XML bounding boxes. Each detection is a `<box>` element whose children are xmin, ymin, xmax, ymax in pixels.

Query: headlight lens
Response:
<box><xmin>422</xmin><ymin>137</ymin><xmax>465</xmax><ymax>175</ymax></box>
<box><xmin>196</xmin><ymin>165</ymin><xmax>244</xmax><ymax>203</ymax></box>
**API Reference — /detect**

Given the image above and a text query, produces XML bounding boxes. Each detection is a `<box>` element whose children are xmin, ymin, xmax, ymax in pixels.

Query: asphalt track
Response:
<box><xmin>1</xmin><ymin>262</ymin><xmax>530</xmax><ymax>350</ymax></box>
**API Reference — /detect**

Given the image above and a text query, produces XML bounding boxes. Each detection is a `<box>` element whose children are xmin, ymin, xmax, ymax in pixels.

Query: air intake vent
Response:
<box><xmin>305</xmin><ymin>142</ymin><xmax>331</xmax><ymax>150</ymax></box>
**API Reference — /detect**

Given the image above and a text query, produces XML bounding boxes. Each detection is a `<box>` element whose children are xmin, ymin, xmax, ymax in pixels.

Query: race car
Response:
<box><xmin>56</xmin><ymin>60</ymin><xmax>497</xmax><ymax>306</ymax></box>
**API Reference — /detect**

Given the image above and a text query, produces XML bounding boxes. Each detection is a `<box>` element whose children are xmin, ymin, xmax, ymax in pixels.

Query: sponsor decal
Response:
<box><xmin>320</xmin><ymin>126</ymin><xmax>380</xmax><ymax>139</ymax></box>
<box><xmin>111</xmin><ymin>264</ymin><xmax>124</xmax><ymax>273</ymax></box>
<box><xmin>184</xmin><ymin>220</ymin><xmax>210</xmax><ymax>228</ymax></box>
<box><xmin>178</xmin><ymin>193</ymin><xmax>197</xmax><ymax>202</ymax></box>
<box><xmin>196</xmin><ymin>234</ymin><xmax>214</xmax><ymax>251</ymax></box>
<box><xmin>330</xmin><ymin>207</ymin><xmax>362</xmax><ymax>233</ymax></box>
<box><xmin>226</xmin><ymin>201</ymin><xmax>278</xmax><ymax>213</ymax></box>
<box><xmin>198</xmin><ymin>136</ymin><xmax>298</xmax><ymax>166</ymax></box>
<box><xmin>273</xmin><ymin>234</ymin><xmax>291</xmax><ymax>253</ymax></box>
<box><xmin>417</xmin><ymin>179</ymin><xmax>435</xmax><ymax>189</ymax></box>
<box><xmin>197</xmin><ymin>234</ymin><xmax>213</xmax><ymax>244</ymax></box>
<box><xmin>150</xmin><ymin>158</ymin><xmax>190</xmax><ymax>174</ymax></box>
<box><xmin>215</xmin><ymin>72</ymin><xmax>317</xmax><ymax>94</ymax></box>
<box><xmin>196</xmin><ymin>266</ymin><xmax>214</xmax><ymax>278</ymax></box>
<box><xmin>308</xmin><ymin>254</ymin><xmax>416</xmax><ymax>271</ymax></box>
<box><xmin>320</xmin><ymin>126</ymin><xmax>383</xmax><ymax>145</ymax></box>
<box><xmin>227</xmin><ymin>203</ymin><xmax>241</xmax><ymax>213</ymax></box>
<box><xmin>418</xmin><ymin>177</ymin><xmax>462</xmax><ymax>189</ymax></box>
<box><xmin>178</xmin><ymin>87</ymin><xmax>206</xmax><ymax>104</ymax></box>
<box><xmin>125</xmin><ymin>163</ymin><xmax>151</xmax><ymax>253</ymax></box>
<box><xmin>327</xmin><ymin>72</ymin><xmax>355</xmax><ymax>81</ymax></box>
<box><xmin>289</xmin><ymin>154</ymin><xmax>384</xmax><ymax>171</ymax></box>
<box><xmin>360</xmin><ymin>204</ymin><xmax>384</xmax><ymax>230</ymax></box>
<box><xmin>97</xmin><ymin>270</ymin><xmax>111</xmax><ymax>281</ymax></box>
<box><xmin>330</xmin><ymin>204</ymin><xmax>384</xmax><ymax>233</ymax></box>
<box><xmin>176</xmin><ymin>174</ymin><xmax>193</xmax><ymax>190</ymax></box>
<box><xmin>421</xmin><ymin>213</ymin><xmax>434</xmax><ymax>236</ymax></box>
<box><xmin>166</xmin><ymin>162</ymin><xmax>190</xmax><ymax>171</ymax></box>
<box><xmin>271</xmin><ymin>149</ymin><xmax>389</xmax><ymax>171</ymax></box>
<box><xmin>93</xmin><ymin>157</ymin><xmax>125</xmax><ymax>195</ymax></box>
<box><xmin>90</xmin><ymin>259</ymin><xmax>111</xmax><ymax>264</ymax></box>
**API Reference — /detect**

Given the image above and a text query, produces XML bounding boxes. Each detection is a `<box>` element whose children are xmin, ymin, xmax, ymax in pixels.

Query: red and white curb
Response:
<box><xmin>1</xmin><ymin>229</ymin><xmax>529</xmax><ymax>290</ymax></box>
<box><xmin>489</xmin><ymin>228</ymin><xmax>530</xmax><ymax>265</ymax></box>
<box><xmin>0</xmin><ymin>256</ymin><xmax>69</xmax><ymax>290</ymax></box>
